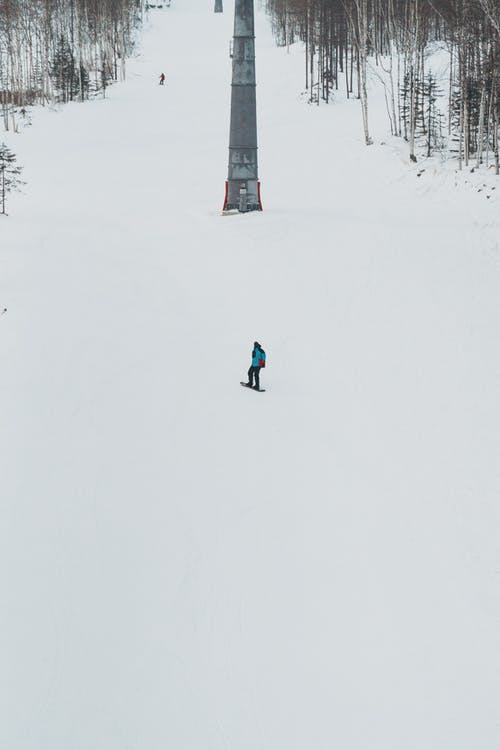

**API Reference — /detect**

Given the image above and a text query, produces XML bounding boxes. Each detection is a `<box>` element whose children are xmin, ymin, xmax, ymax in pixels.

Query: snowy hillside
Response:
<box><xmin>2</xmin><ymin>2</ymin><xmax>500</xmax><ymax>749</ymax></box>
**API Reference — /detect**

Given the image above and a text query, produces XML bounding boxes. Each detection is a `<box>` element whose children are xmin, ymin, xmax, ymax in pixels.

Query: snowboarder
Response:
<box><xmin>159</xmin><ymin>72</ymin><xmax>165</xmax><ymax>85</ymax></box>
<box><xmin>245</xmin><ymin>341</ymin><xmax>266</xmax><ymax>390</ymax></box>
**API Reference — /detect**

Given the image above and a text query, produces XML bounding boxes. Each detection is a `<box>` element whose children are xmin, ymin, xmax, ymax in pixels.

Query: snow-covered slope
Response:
<box><xmin>2</xmin><ymin>2</ymin><xmax>500</xmax><ymax>748</ymax></box>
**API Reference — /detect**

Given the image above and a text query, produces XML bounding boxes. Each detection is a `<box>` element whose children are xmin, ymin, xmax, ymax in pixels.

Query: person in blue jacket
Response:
<box><xmin>245</xmin><ymin>341</ymin><xmax>266</xmax><ymax>390</ymax></box>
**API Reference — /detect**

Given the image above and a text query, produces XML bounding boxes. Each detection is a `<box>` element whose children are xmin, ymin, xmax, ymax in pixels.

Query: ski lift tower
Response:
<box><xmin>223</xmin><ymin>0</ymin><xmax>262</xmax><ymax>212</ymax></box>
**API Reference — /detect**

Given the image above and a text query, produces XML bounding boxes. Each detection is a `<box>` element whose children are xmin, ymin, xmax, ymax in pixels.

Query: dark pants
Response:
<box><xmin>248</xmin><ymin>365</ymin><xmax>261</xmax><ymax>389</ymax></box>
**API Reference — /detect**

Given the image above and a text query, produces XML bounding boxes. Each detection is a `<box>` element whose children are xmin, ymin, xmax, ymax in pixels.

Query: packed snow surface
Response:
<box><xmin>2</xmin><ymin>2</ymin><xmax>500</xmax><ymax>748</ymax></box>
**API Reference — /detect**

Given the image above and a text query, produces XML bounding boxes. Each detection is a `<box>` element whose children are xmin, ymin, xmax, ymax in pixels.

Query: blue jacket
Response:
<box><xmin>252</xmin><ymin>345</ymin><xmax>266</xmax><ymax>367</ymax></box>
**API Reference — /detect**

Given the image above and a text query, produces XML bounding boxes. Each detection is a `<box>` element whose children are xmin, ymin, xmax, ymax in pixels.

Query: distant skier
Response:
<box><xmin>159</xmin><ymin>72</ymin><xmax>165</xmax><ymax>85</ymax></box>
<box><xmin>244</xmin><ymin>341</ymin><xmax>266</xmax><ymax>390</ymax></box>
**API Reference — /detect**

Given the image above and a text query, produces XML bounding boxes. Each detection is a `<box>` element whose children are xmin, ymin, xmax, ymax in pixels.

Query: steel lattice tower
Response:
<box><xmin>223</xmin><ymin>0</ymin><xmax>262</xmax><ymax>212</ymax></box>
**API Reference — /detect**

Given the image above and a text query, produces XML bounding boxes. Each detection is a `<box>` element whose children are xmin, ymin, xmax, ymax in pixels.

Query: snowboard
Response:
<box><xmin>240</xmin><ymin>382</ymin><xmax>266</xmax><ymax>392</ymax></box>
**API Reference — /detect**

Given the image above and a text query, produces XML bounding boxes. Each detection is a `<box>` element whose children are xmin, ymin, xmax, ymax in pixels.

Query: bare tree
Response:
<box><xmin>344</xmin><ymin>0</ymin><xmax>373</xmax><ymax>143</ymax></box>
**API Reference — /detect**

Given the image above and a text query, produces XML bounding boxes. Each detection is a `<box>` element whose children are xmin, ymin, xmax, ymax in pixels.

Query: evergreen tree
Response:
<box><xmin>50</xmin><ymin>36</ymin><xmax>79</xmax><ymax>103</ymax></box>
<box><xmin>0</xmin><ymin>143</ymin><xmax>24</xmax><ymax>215</ymax></box>
<box><xmin>423</xmin><ymin>73</ymin><xmax>444</xmax><ymax>156</ymax></box>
